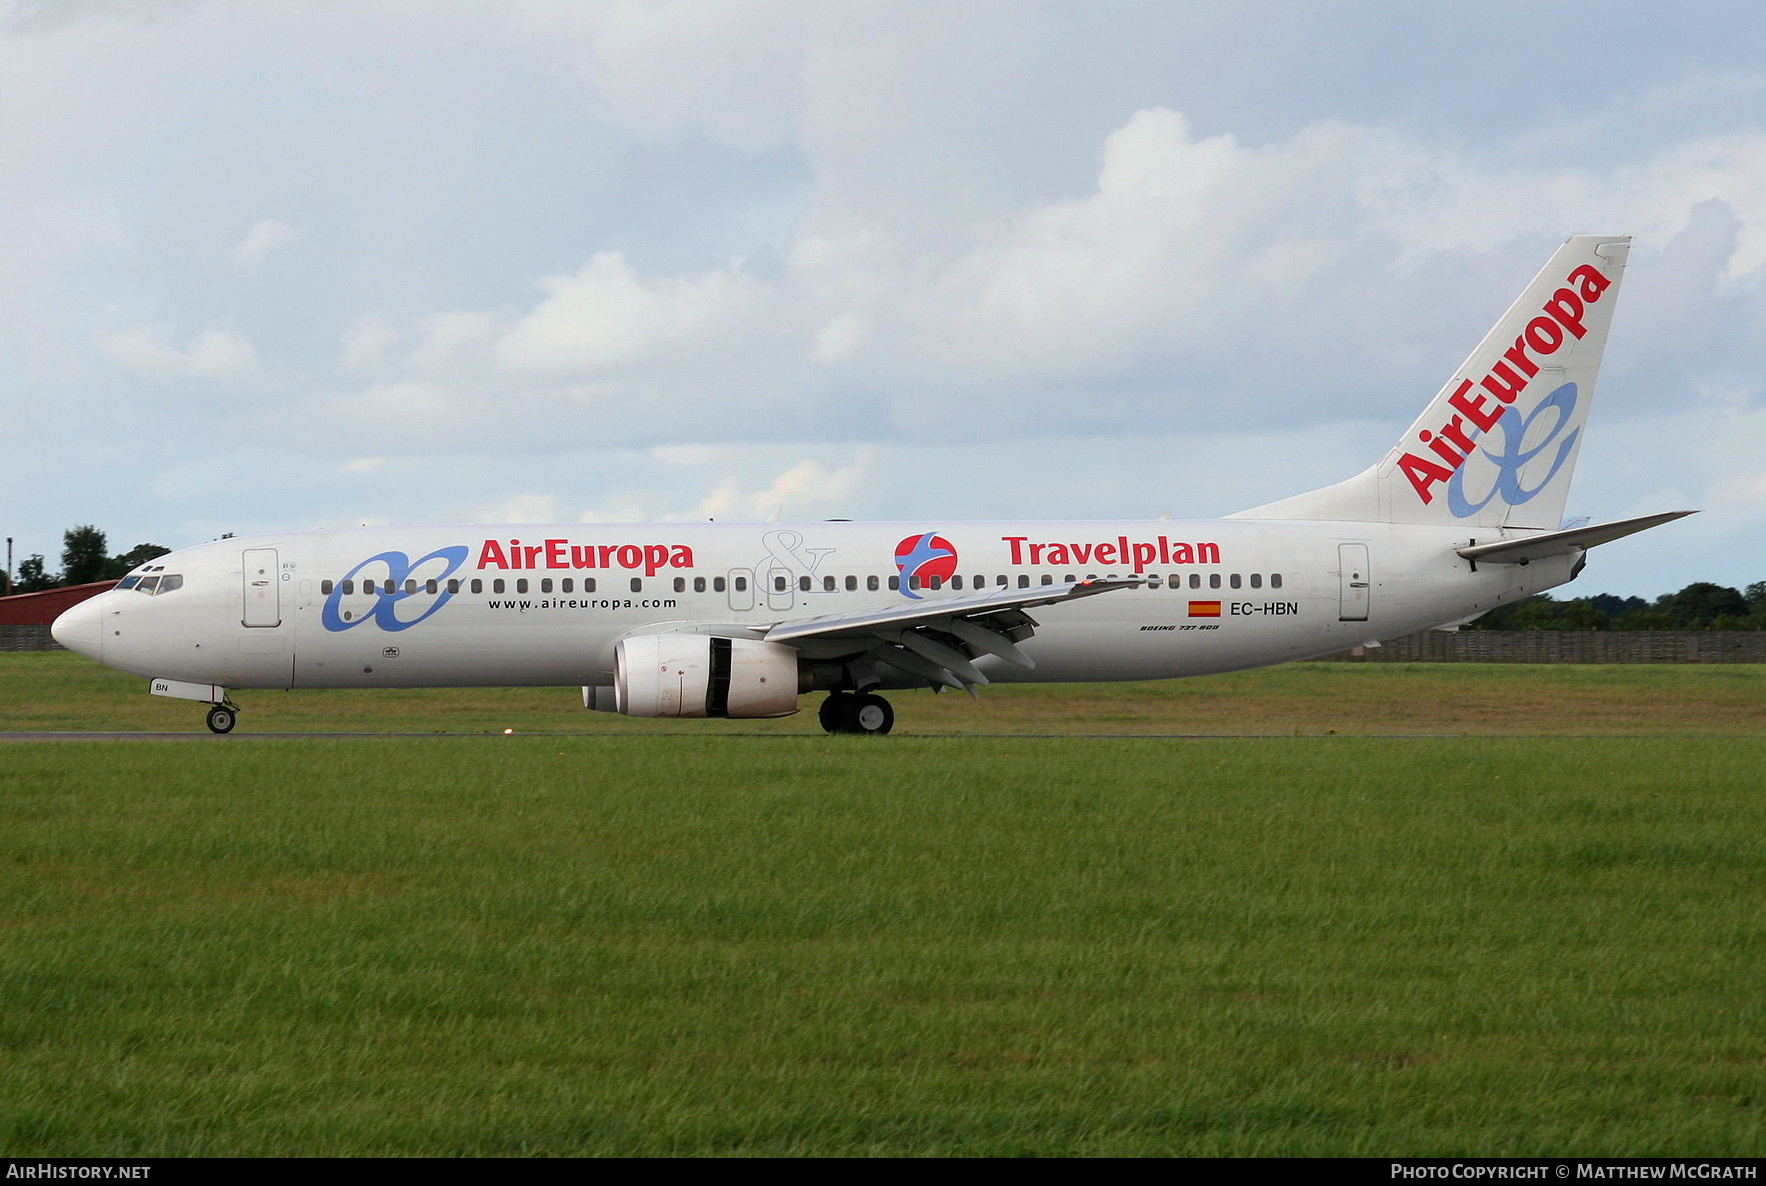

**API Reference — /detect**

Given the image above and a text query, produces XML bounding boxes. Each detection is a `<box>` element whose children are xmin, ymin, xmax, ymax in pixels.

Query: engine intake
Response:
<box><xmin>587</xmin><ymin>634</ymin><xmax>801</xmax><ymax>718</ymax></box>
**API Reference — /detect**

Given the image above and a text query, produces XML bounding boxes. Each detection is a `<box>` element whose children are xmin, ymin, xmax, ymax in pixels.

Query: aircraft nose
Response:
<box><xmin>50</xmin><ymin>596</ymin><xmax>104</xmax><ymax>661</ymax></box>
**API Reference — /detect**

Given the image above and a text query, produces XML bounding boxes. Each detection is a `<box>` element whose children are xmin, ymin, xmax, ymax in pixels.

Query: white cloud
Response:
<box><xmin>340</xmin><ymin>317</ymin><xmax>399</xmax><ymax>373</ymax></box>
<box><xmin>692</xmin><ymin>455</ymin><xmax>872</xmax><ymax>518</ymax></box>
<box><xmin>96</xmin><ymin>324</ymin><xmax>260</xmax><ymax>380</ymax></box>
<box><xmin>229</xmin><ymin>218</ymin><xmax>303</xmax><ymax>271</ymax></box>
<box><xmin>493</xmin><ymin>252</ymin><xmax>765</xmax><ymax>374</ymax></box>
<box><xmin>472</xmin><ymin>492</ymin><xmax>564</xmax><ymax>524</ymax></box>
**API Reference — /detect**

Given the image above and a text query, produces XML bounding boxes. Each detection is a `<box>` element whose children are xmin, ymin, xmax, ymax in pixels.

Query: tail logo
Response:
<box><xmin>894</xmin><ymin>533</ymin><xmax>958</xmax><ymax>600</ymax></box>
<box><xmin>1397</xmin><ymin>261</ymin><xmax>1610</xmax><ymax>509</ymax></box>
<box><xmin>1446</xmin><ymin>383</ymin><xmax>1580</xmax><ymax>518</ymax></box>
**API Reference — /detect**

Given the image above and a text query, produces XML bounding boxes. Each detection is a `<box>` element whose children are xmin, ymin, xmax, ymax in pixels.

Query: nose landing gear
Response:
<box><xmin>205</xmin><ymin>702</ymin><xmax>239</xmax><ymax>734</ymax></box>
<box><xmin>818</xmin><ymin>691</ymin><xmax>895</xmax><ymax>735</ymax></box>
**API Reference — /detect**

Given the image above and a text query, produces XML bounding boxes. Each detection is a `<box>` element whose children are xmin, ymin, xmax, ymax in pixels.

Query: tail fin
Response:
<box><xmin>1231</xmin><ymin>235</ymin><xmax>1630</xmax><ymax>528</ymax></box>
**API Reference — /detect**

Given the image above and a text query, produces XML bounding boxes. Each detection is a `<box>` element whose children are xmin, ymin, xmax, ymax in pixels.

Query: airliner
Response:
<box><xmin>53</xmin><ymin>235</ymin><xmax>1690</xmax><ymax>734</ymax></box>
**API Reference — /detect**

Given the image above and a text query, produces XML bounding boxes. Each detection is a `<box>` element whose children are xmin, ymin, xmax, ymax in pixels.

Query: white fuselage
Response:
<box><xmin>59</xmin><ymin>518</ymin><xmax>1574</xmax><ymax>693</ymax></box>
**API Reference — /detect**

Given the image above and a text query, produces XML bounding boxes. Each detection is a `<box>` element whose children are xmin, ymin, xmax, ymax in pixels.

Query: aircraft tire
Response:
<box><xmin>819</xmin><ymin>693</ymin><xmax>855</xmax><ymax>734</ymax></box>
<box><xmin>851</xmin><ymin>693</ymin><xmax>894</xmax><ymax>735</ymax></box>
<box><xmin>206</xmin><ymin>705</ymin><xmax>236</xmax><ymax>735</ymax></box>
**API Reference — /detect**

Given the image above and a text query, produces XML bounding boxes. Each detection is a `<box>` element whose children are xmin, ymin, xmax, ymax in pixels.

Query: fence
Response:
<box><xmin>1313</xmin><ymin>631</ymin><xmax>1766</xmax><ymax>664</ymax></box>
<box><xmin>1</xmin><ymin>626</ymin><xmax>60</xmax><ymax>652</ymax></box>
<box><xmin>5</xmin><ymin>622</ymin><xmax>1766</xmax><ymax>662</ymax></box>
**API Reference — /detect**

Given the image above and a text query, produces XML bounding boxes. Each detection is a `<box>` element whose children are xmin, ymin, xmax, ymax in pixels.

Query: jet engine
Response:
<box><xmin>584</xmin><ymin>634</ymin><xmax>802</xmax><ymax>718</ymax></box>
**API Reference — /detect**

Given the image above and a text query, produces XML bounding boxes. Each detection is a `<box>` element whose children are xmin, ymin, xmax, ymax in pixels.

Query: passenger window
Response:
<box><xmin>888</xmin><ymin>576</ymin><xmax>899</xmax><ymax>590</ymax></box>
<box><xmin>1229</xmin><ymin>574</ymin><xmax>1241</xmax><ymax>589</ymax></box>
<box><xmin>1190</xmin><ymin>574</ymin><xmax>1201</xmax><ymax>589</ymax></box>
<box><xmin>732</xmin><ymin>576</ymin><xmax>744</xmax><ymax>591</ymax></box>
<box><xmin>1040</xmin><ymin>574</ymin><xmax>1053</xmax><ymax>586</ymax></box>
<box><xmin>493</xmin><ymin>579</ymin><xmax>506</xmax><ymax>594</ymax></box>
<box><xmin>630</xmin><ymin>578</ymin><xmax>642</xmax><ymax>592</ymax></box>
<box><xmin>799</xmin><ymin>576</ymin><xmax>811</xmax><ymax>592</ymax></box>
<box><xmin>425</xmin><ymin>579</ymin><xmax>438</xmax><ymax>594</ymax></box>
<box><xmin>321</xmin><ymin>580</ymin><xmax>334</xmax><ymax>595</ymax></box>
<box><xmin>845</xmin><ymin>576</ymin><xmax>857</xmax><ymax>591</ymax></box>
<box><xmin>447</xmin><ymin>579</ymin><xmax>460</xmax><ymax>594</ymax></box>
<box><xmin>823</xmin><ymin>575</ymin><xmax>835</xmax><ymax>592</ymax></box>
<box><xmin>909</xmin><ymin>576</ymin><xmax>921</xmax><ymax>590</ymax></box>
<box><xmin>562</xmin><ymin>579</ymin><xmax>573</xmax><ymax>593</ymax></box>
<box><xmin>694</xmin><ymin>577</ymin><xmax>706</xmax><ymax>592</ymax></box>
<box><xmin>997</xmin><ymin>575</ymin><xmax>1008</xmax><ymax>587</ymax></box>
<box><xmin>1147</xmin><ymin>575</ymin><xmax>1162</xmax><ymax>588</ymax></box>
<box><xmin>585</xmin><ymin>579</ymin><xmax>596</xmax><ymax>592</ymax></box>
<box><xmin>774</xmin><ymin>576</ymin><xmax>787</xmax><ymax>592</ymax></box>
<box><xmin>1065</xmin><ymin>574</ymin><xmax>1075</xmax><ymax>584</ymax></box>
<box><xmin>516</xmin><ymin>579</ymin><xmax>529</xmax><ymax>594</ymax></box>
<box><xmin>950</xmin><ymin>576</ymin><xmax>962</xmax><ymax>590</ymax></box>
<box><xmin>470</xmin><ymin>579</ymin><xmax>483</xmax><ymax>594</ymax></box>
<box><xmin>1209</xmin><ymin>574</ymin><xmax>1221</xmax><ymax>589</ymax></box>
<box><xmin>866</xmin><ymin>576</ymin><xmax>878</xmax><ymax>591</ymax></box>
<box><xmin>673</xmin><ymin>578</ymin><xmax>686</xmax><ymax>593</ymax></box>
<box><xmin>1271</xmin><ymin>573</ymin><xmax>1283</xmax><ymax>589</ymax></box>
<box><xmin>1250</xmin><ymin>573</ymin><xmax>1262</xmax><ymax>589</ymax></box>
<box><xmin>1018</xmin><ymin>575</ymin><xmax>1029</xmax><ymax>588</ymax></box>
<box><xmin>714</xmin><ymin>577</ymin><xmax>727</xmax><ymax>592</ymax></box>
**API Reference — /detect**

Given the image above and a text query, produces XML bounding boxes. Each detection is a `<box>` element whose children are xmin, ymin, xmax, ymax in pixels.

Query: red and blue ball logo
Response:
<box><xmin>893</xmin><ymin>532</ymin><xmax>958</xmax><ymax>600</ymax></box>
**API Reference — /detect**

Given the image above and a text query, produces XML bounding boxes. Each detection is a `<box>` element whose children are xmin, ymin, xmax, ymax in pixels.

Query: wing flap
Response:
<box><xmin>761</xmin><ymin>578</ymin><xmax>1141</xmax><ymax>692</ymax></box>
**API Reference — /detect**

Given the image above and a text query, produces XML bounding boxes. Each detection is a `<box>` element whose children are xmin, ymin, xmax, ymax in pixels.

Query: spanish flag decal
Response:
<box><xmin>1188</xmin><ymin>601</ymin><xmax>1222</xmax><ymax>618</ymax></box>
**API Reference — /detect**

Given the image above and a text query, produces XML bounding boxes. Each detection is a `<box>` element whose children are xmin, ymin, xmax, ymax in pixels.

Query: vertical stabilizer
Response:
<box><xmin>1231</xmin><ymin>235</ymin><xmax>1630</xmax><ymax>529</ymax></box>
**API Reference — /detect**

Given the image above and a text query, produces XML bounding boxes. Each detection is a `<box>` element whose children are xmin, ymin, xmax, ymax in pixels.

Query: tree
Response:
<box><xmin>1656</xmin><ymin>582</ymin><xmax>1749</xmax><ymax>629</ymax></box>
<box><xmin>60</xmin><ymin>525</ymin><xmax>110</xmax><ymax>586</ymax></box>
<box><xmin>15</xmin><ymin>555</ymin><xmax>57</xmax><ymax>593</ymax></box>
<box><xmin>107</xmin><ymin>542</ymin><xmax>171</xmax><ymax>579</ymax></box>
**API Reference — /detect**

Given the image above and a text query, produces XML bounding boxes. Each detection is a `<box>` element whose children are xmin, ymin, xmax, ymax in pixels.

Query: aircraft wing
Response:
<box><xmin>1456</xmin><ymin>510</ymin><xmax>1695</xmax><ymax>564</ymax></box>
<box><xmin>758</xmin><ymin>578</ymin><xmax>1142</xmax><ymax>691</ymax></box>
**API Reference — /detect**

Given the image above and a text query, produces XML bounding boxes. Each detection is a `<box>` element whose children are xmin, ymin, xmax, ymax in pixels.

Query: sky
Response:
<box><xmin>3</xmin><ymin>0</ymin><xmax>1765</xmax><ymax>598</ymax></box>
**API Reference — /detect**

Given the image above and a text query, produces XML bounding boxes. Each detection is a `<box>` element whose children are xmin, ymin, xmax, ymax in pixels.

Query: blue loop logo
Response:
<box><xmin>321</xmin><ymin>546</ymin><xmax>470</xmax><ymax>633</ymax></box>
<box><xmin>1447</xmin><ymin>382</ymin><xmax>1580</xmax><ymax>519</ymax></box>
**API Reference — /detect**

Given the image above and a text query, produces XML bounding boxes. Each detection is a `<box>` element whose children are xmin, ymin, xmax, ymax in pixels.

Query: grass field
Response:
<box><xmin>3</xmin><ymin>656</ymin><xmax>1764</xmax><ymax>1156</ymax></box>
<box><xmin>4</xmin><ymin>650</ymin><xmax>1766</xmax><ymax>735</ymax></box>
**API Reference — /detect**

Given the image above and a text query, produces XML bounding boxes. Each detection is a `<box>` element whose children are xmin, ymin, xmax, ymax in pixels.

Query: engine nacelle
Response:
<box><xmin>593</xmin><ymin>634</ymin><xmax>801</xmax><ymax>718</ymax></box>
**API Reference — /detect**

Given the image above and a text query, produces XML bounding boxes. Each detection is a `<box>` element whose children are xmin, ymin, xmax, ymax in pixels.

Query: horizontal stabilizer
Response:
<box><xmin>1456</xmin><ymin>510</ymin><xmax>1696</xmax><ymax>565</ymax></box>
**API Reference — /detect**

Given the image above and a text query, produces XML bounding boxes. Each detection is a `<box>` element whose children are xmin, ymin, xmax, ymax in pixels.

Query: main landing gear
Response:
<box><xmin>819</xmin><ymin>691</ymin><xmax>895</xmax><ymax>735</ymax></box>
<box><xmin>205</xmin><ymin>703</ymin><xmax>239</xmax><ymax>734</ymax></box>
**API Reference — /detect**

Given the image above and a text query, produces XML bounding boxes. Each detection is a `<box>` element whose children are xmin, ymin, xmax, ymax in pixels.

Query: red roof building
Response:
<box><xmin>0</xmin><ymin>581</ymin><xmax>119</xmax><ymax>626</ymax></box>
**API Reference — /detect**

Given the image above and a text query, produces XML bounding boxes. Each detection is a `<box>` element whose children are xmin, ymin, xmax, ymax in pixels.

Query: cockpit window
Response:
<box><xmin>131</xmin><ymin>574</ymin><xmax>183</xmax><ymax>595</ymax></box>
<box><xmin>117</xmin><ymin>576</ymin><xmax>140</xmax><ymax>589</ymax></box>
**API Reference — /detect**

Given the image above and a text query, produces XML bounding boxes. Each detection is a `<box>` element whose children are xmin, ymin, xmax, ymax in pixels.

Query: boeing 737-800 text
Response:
<box><xmin>53</xmin><ymin>235</ymin><xmax>1690</xmax><ymax>734</ymax></box>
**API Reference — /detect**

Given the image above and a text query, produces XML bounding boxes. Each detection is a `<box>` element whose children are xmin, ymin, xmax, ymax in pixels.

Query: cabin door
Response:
<box><xmin>1338</xmin><ymin>543</ymin><xmax>1370</xmax><ymax>622</ymax></box>
<box><xmin>242</xmin><ymin>548</ymin><xmax>282</xmax><ymax>627</ymax></box>
<box><xmin>727</xmin><ymin>568</ymin><xmax>755</xmax><ymax>611</ymax></box>
<box><xmin>766</xmin><ymin>567</ymin><xmax>794</xmax><ymax>611</ymax></box>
